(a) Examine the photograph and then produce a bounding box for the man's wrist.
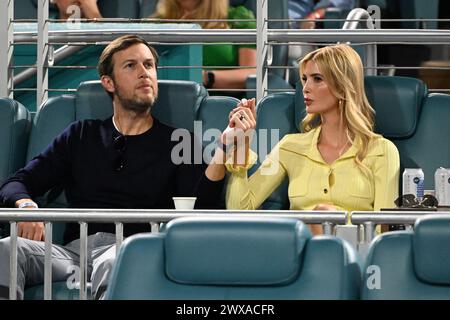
[16,200,38,209]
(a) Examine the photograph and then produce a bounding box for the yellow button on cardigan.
[225,126,400,213]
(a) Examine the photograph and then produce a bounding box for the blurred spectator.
[152,0,256,95]
[52,0,102,20]
[289,0,355,29]
[288,0,355,70]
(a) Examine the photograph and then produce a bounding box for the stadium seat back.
[362,214,450,299]
[197,96,240,208]
[365,76,449,189]
[197,96,240,149]
[0,98,31,238]
[107,217,361,299]
[251,92,298,210]
[0,98,32,185]
[393,93,450,189]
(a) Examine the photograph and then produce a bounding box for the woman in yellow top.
[222,44,400,234]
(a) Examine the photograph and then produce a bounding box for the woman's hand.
[221,98,256,145]
[313,203,338,211]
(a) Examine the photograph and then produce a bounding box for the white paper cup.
[172,197,197,210]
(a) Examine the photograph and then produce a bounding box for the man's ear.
[100,75,115,94]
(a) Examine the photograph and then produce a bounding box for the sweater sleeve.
[174,133,225,209]
[0,121,79,206]
[225,141,287,210]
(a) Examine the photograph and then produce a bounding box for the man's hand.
[18,222,45,241]
[15,199,45,241]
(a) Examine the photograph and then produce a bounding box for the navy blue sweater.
[0,117,224,244]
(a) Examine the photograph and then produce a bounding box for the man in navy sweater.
[0,35,239,299]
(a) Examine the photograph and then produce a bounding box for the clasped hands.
[220,98,256,166]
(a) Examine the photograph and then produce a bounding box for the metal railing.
[0,208,347,300]
[1,0,449,109]
[351,210,450,244]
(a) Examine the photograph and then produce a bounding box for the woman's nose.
[302,81,310,93]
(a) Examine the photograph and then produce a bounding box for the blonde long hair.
[300,44,379,175]
[152,0,229,29]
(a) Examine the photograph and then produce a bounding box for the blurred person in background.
[152,0,256,96]
[52,0,102,20]
[289,0,355,29]
[288,0,355,79]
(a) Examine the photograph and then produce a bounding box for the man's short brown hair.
[97,35,159,78]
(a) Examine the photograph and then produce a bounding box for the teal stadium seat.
[23,79,207,299]
[197,95,240,208]
[365,76,450,190]
[0,98,31,238]
[106,217,361,299]
[250,92,299,209]
[197,96,240,150]
[0,99,32,185]
[362,215,450,299]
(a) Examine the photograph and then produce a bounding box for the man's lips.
[137,84,152,91]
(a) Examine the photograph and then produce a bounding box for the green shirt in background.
[203,6,256,67]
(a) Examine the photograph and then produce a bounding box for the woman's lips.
[304,98,313,106]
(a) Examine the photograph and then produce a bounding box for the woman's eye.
[314,76,322,82]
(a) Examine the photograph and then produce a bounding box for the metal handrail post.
[79,222,88,300]
[44,222,53,300]
[0,0,14,98]
[37,0,49,109]
[115,222,124,255]
[9,222,18,300]
[256,0,268,102]
[322,222,334,235]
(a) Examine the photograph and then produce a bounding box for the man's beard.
[114,83,157,114]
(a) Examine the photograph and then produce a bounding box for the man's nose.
[138,63,150,78]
